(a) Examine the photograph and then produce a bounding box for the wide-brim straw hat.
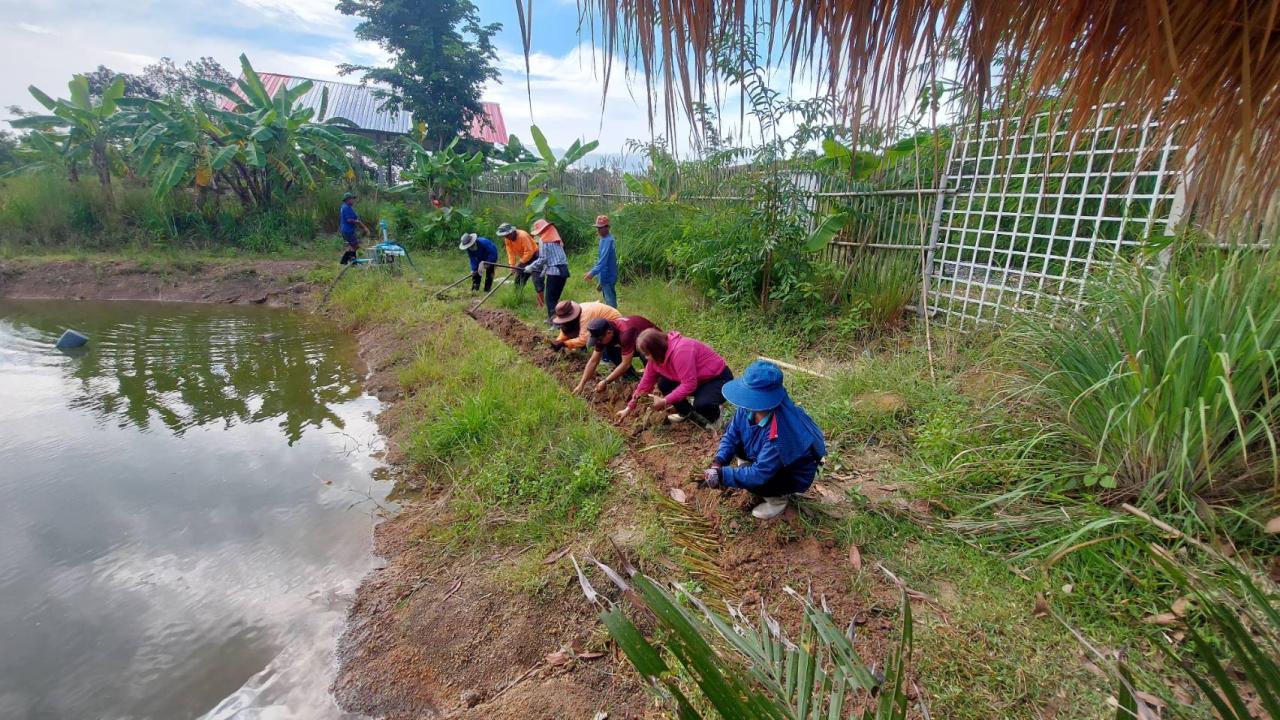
[551,300,582,325]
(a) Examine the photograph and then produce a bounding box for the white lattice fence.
[924,106,1186,327]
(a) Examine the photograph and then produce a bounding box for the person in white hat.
[458,232,499,292]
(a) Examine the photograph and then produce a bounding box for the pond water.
[0,300,390,720]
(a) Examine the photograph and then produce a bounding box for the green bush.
[1021,248,1280,520]
[611,200,698,280]
[0,172,388,251]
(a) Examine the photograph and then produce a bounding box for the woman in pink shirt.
[616,329,733,428]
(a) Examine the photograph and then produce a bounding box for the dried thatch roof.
[556,0,1280,224]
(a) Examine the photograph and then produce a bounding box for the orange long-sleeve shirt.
[557,302,622,349]
[503,229,538,266]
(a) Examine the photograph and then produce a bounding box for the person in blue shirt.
[338,192,370,265]
[699,360,827,519]
[458,233,499,292]
[584,214,619,308]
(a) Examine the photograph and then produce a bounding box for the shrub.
[828,248,920,333]
[1020,248,1280,516]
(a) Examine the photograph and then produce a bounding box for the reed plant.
[1017,249,1280,521]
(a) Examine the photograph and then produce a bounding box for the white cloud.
[105,50,157,71]
[231,0,353,36]
[486,44,684,157]
[17,22,54,35]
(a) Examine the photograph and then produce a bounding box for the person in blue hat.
[459,232,499,292]
[699,360,827,519]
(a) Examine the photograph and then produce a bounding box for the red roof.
[469,102,508,145]
[218,72,508,144]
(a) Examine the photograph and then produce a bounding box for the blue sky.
[0,0,686,154]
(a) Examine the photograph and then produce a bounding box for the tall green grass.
[327,270,623,545]
[0,172,390,252]
[1020,249,1280,517]
[826,247,920,333]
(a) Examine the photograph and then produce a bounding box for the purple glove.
[701,467,721,489]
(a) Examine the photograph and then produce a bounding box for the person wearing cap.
[522,218,570,322]
[459,233,499,292]
[549,300,621,351]
[584,215,619,309]
[699,360,827,519]
[339,192,371,264]
[496,223,540,295]
[571,315,658,394]
[616,328,733,428]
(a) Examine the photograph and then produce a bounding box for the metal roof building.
[220,72,508,145]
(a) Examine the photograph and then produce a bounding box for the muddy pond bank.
[0,258,316,307]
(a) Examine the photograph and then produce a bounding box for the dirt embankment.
[0,258,317,307]
[331,320,648,720]
[333,310,908,720]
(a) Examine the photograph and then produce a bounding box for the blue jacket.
[714,398,826,493]
[588,233,618,284]
[340,203,360,235]
[467,237,499,272]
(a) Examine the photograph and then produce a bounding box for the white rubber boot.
[751,496,789,519]
[667,413,687,423]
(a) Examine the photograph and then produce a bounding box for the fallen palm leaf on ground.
[575,555,916,719]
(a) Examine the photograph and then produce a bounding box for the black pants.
[657,366,733,423]
[602,346,643,378]
[515,251,540,289]
[471,264,496,291]
[543,266,569,319]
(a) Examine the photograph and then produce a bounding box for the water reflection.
[0,300,387,720]
[8,302,363,443]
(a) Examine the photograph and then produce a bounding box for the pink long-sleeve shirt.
[628,332,728,408]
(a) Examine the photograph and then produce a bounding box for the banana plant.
[10,74,129,197]
[497,124,597,223]
[192,54,373,206]
[394,136,486,203]
[118,96,225,199]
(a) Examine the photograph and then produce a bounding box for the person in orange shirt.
[496,222,541,301]
[548,300,620,351]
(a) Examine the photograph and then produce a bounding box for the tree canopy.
[337,0,501,150]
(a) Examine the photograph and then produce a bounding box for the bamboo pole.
[757,356,831,379]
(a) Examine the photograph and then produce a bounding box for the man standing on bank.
[584,215,619,309]
[459,232,499,292]
[699,360,827,519]
[339,192,371,264]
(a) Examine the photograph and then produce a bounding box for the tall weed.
[1020,250,1280,514]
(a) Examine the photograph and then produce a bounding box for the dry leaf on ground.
[848,544,862,571]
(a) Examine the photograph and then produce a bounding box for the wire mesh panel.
[927,106,1184,328]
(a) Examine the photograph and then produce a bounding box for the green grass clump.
[1018,249,1280,530]
[329,269,623,547]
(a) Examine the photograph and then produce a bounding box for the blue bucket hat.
[722,360,788,411]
